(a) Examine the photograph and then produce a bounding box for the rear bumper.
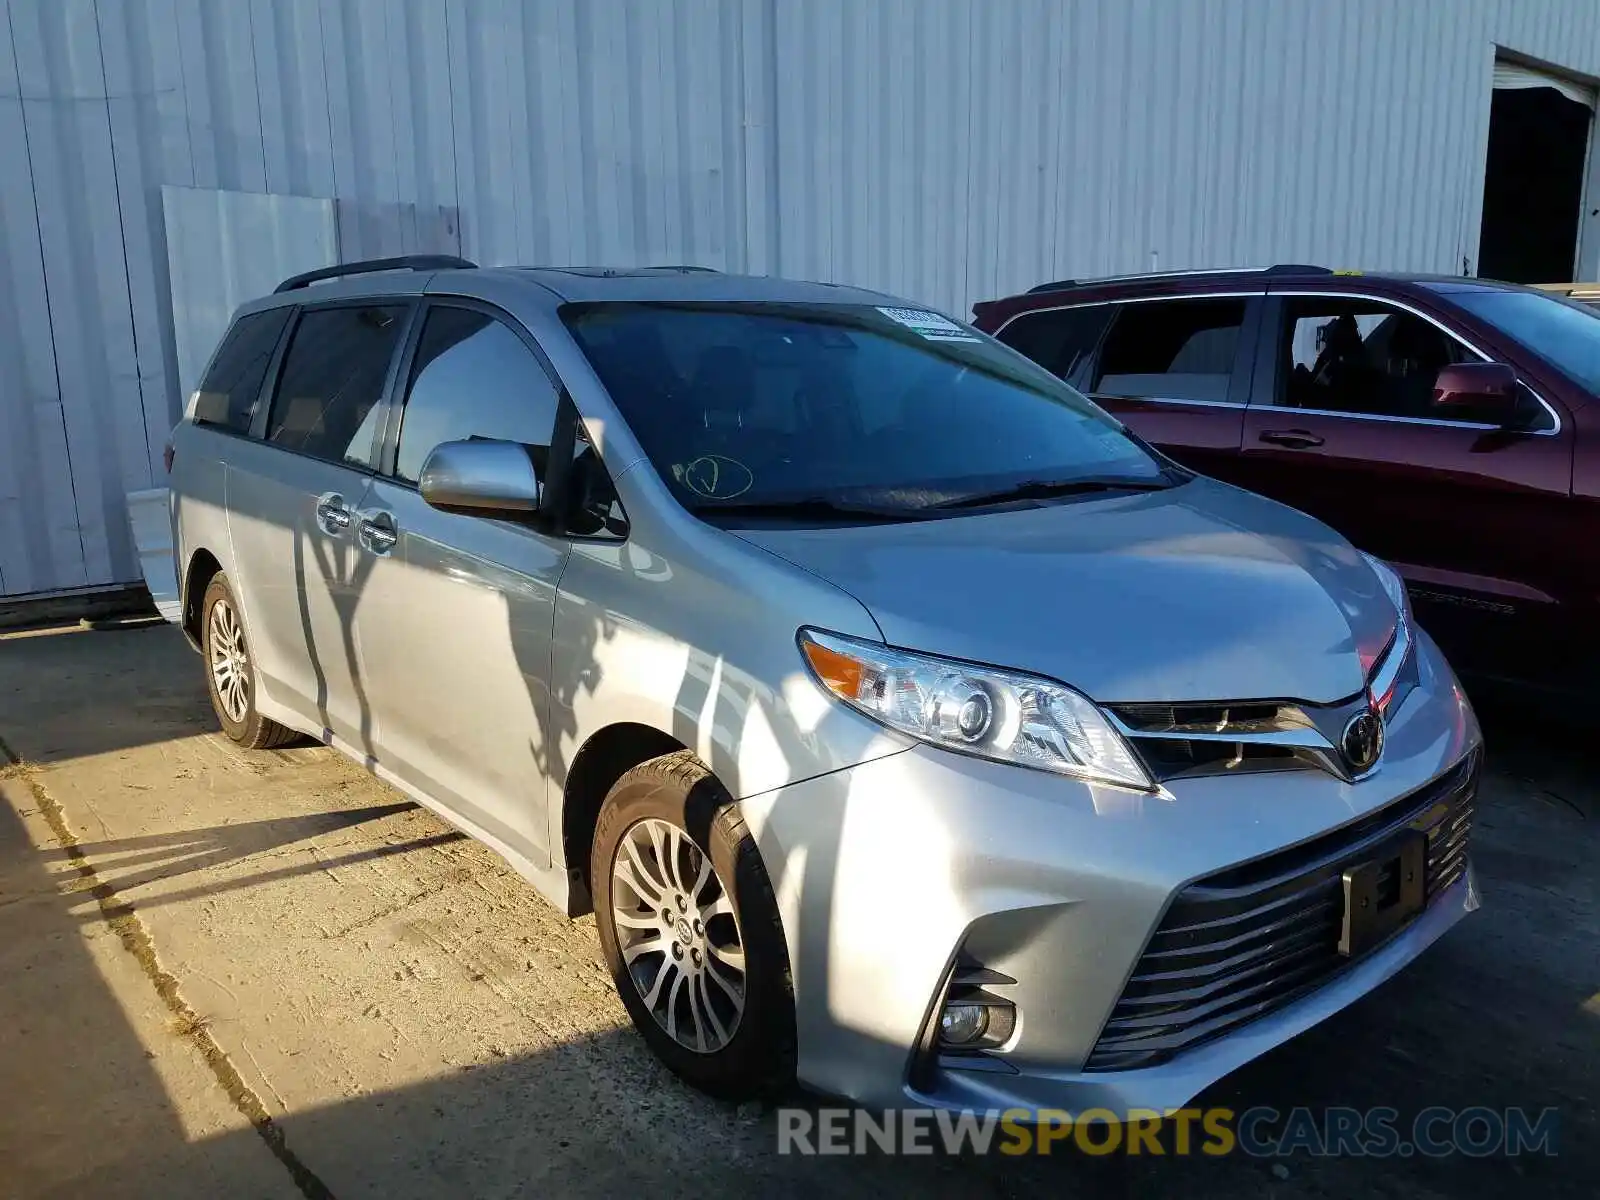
[739,628,1481,1113]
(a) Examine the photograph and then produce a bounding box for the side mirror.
[418,439,543,520]
[1431,362,1519,422]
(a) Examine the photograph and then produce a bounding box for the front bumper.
[739,628,1481,1113]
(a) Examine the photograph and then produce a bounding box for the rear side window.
[266,305,406,467]
[1093,299,1246,402]
[192,308,291,432]
[995,306,1113,382]
[394,306,560,484]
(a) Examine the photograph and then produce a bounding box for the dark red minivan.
[974,266,1600,704]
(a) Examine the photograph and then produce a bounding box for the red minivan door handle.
[1258,429,1325,450]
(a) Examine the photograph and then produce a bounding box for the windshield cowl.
[930,471,1187,511]
[688,470,1190,527]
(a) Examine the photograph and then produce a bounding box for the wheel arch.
[181,548,225,648]
[559,721,688,916]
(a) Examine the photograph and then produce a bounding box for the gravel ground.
[0,620,1593,1199]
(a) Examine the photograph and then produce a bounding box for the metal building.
[4,0,1600,602]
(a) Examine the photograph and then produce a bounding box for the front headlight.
[797,628,1153,791]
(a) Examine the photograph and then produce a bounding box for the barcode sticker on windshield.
[876,306,982,342]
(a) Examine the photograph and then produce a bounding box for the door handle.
[357,510,398,555]
[314,492,353,535]
[1258,429,1325,450]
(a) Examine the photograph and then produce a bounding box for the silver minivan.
[170,257,1480,1115]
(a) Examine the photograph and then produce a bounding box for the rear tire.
[201,573,297,750]
[591,751,796,1099]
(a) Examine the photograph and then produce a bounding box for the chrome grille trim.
[1085,751,1479,1072]
[1107,696,1354,782]
[1106,618,1416,783]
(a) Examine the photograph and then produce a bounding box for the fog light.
[939,1003,990,1046]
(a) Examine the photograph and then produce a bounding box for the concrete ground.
[0,621,1594,1199]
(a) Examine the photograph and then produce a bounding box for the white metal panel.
[760,0,1600,307]
[97,0,188,511]
[173,0,267,193]
[335,200,462,263]
[0,0,84,596]
[8,0,141,590]
[161,185,336,399]
[126,486,180,622]
[250,0,336,198]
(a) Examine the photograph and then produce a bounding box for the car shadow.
[54,803,463,916]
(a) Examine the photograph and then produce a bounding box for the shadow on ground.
[54,805,463,916]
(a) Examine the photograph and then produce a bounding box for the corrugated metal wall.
[3,0,1600,598]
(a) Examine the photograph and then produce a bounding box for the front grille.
[1107,694,1370,783]
[1084,751,1478,1071]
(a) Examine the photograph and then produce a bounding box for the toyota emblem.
[1340,704,1384,774]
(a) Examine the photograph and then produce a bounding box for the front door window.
[1278,299,1474,422]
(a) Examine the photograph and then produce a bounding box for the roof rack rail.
[273,254,477,294]
[651,264,720,273]
[1025,262,1333,295]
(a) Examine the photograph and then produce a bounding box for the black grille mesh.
[1085,751,1478,1071]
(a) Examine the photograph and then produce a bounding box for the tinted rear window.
[1093,299,1245,403]
[995,306,1113,382]
[265,305,406,467]
[193,308,291,433]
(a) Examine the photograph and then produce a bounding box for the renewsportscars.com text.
[777,1106,1560,1158]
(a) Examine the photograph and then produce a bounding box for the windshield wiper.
[691,496,930,523]
[932,476,1178,510]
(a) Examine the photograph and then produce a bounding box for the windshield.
[562,302,1168,514]
[1450,288,1600,394]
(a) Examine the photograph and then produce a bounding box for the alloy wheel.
[208,598,250,724]
[610,816,746,1054]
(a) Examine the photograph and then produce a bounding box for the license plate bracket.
[1338,830,1427,957]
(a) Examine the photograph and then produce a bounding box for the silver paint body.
[170,267,1480,1113]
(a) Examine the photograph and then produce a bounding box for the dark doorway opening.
[1477,83,1592,283]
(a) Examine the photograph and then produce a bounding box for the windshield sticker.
[674,455,754,500]
[875,306,983,342]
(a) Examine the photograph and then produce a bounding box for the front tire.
[591,751,796,1099]
[201,573,297,750]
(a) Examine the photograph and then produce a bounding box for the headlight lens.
[798,628,1153,790]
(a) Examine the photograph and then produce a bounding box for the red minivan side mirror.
[1432,361,1519,420]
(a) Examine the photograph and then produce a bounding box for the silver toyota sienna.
[169,257,1480,1116]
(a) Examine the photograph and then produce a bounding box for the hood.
[734,479,1397,704]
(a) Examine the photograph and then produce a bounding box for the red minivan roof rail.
[1024,263,1333,295]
